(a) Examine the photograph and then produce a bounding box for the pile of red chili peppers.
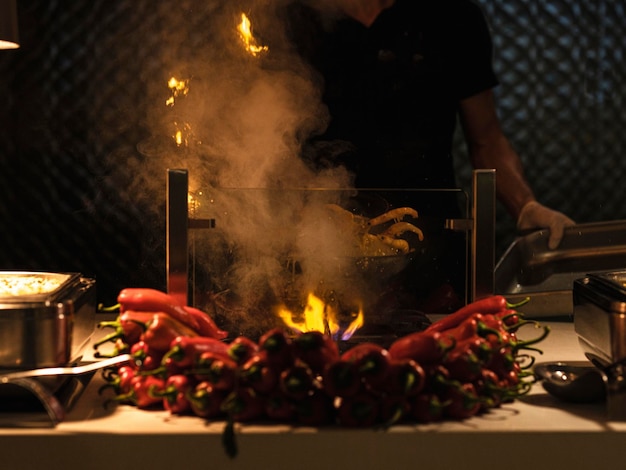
[96,289,549,437]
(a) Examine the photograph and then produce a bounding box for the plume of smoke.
[109,0,367,334]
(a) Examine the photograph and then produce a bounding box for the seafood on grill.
[324,204,424,256]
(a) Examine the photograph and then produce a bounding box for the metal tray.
[495,220,626,317]
[0,271,96,370]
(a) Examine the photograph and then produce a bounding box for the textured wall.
[0,0,624,304]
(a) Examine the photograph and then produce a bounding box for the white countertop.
[0,318,623,470]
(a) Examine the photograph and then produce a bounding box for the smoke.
[108,0,368,335]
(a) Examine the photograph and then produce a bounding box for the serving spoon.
[534,361,607,403]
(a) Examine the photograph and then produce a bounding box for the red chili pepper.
[162,336,230,369]
[444,314,503,345]
[336,391,380,427]
[425,295,509,333]
[158,374,194,415]
[442,382,482,420]
[240,353,280,394]
[117,288,200,333]
[99,364,136,395]
[379,394,411,428]
[386,359,426,397]
[193,352,238,391]
[421,364,451,394]
[443,346,483,383]
[487,345,517,380]
[187,381,227,419]
[453,336,494,364]
[264,391,297,422]
[228,336,259,365]
[473,368,506,410]
[409,393,446,423]
[140,312,199,353]
[496,309,525,331]
[321,359,362,398]
[341,343,391,392]
[388,330,455,364]
[221,386,266,422]
[94,310,153,351]
[280,363,318,400]
[118,374,166,409]
[292,330,340,375]
[129,340,164,371]
[258,328,295,371]
[295,389,335,426]
[182,305,228,339]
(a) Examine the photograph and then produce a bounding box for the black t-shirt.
[285,0,499,191]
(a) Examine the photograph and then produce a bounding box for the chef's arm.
[458,89,575,248]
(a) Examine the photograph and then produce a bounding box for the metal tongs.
[0,354,131,382]
[0,354,131,428]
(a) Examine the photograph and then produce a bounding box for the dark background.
[0,0,624,306]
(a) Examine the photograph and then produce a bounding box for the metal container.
[573,271,626,368]
[495,220,626,318]
[0,271,96,370]
[573,271,626,419]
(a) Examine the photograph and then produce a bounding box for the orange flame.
[276,292,363,340]
[237,13,268,57]
[165,77,193,147]
[166,76,190,107]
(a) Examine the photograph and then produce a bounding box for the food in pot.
[0,272,70,297]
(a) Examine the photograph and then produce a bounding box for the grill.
[164,168,496,344]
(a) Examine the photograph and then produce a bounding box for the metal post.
[471,169,496,301]
[166,169,189,306]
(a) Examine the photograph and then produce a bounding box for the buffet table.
[0,317,624,470]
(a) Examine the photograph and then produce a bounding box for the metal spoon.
[0,354,131,383]
[534,361,607,403]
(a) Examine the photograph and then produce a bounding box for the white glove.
[517,201,575,249]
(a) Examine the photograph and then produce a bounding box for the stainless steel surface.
[471,169,496,302]
[167,169,189,306]
[0,272,96,370]
[495,220,626,317]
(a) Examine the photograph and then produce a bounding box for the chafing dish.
[0,271,96,370]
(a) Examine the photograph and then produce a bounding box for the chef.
[284,0,575,250]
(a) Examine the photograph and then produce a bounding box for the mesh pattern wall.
[0,0,624,303]
[454,0,626,254]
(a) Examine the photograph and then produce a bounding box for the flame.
[164,77,193,147]
[277,292,363,340]
[166,76,190,107]
[170,120,194,148]
[341,310,364,341]
[237,13,268,57]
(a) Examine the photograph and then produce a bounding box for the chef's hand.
[517,201,575,250]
